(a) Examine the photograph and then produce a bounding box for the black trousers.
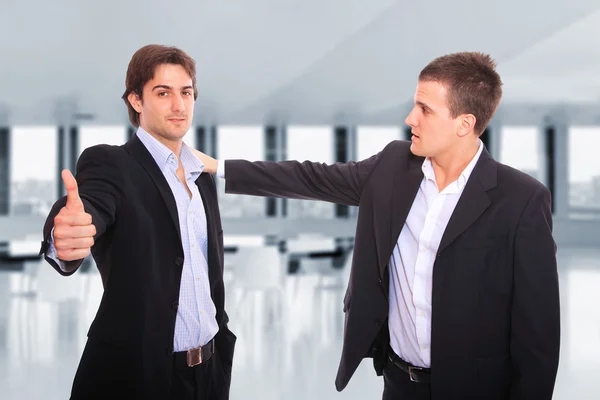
[382,357,432,400]
[70,337,230,400]
[170,347,229,400]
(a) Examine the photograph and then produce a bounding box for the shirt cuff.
[47,227,70,272]
[217,160,225,179]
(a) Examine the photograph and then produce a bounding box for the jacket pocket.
[216,327,237,382]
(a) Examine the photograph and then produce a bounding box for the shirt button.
[421,345,427,350]
[418,311,424,317]
[420,247,426,253]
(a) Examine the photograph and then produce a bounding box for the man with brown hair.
[196,52,560,399]
[39,44,236,400]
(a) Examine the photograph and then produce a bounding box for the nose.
[171,94,185,113]
[405,106,417,128]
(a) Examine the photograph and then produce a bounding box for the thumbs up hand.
[53,170,97,261]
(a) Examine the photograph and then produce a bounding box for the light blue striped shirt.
[48,128,218,351]
[136,127,218,351]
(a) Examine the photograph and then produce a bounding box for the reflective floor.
[0,246,599,399]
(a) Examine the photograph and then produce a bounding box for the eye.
[182,91,192,96]
[158,91,169,97]
[421,107,430,114]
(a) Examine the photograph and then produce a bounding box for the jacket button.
[172,301,179,310]
[175,257,184,267]
[375,319,384,327]
[167,346,174,355]
[378,278,383,286]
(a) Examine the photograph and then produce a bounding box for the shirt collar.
[136,126,176,168]
[180,144,205,176]
[135,127,204,175]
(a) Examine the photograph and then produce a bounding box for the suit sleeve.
[509,185,560,399]
[223,145,389,207]
[40,145,124,275]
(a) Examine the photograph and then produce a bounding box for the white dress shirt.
[388,140,483,368]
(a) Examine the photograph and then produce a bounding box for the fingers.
[54,237,95,250]
[54,212,93,227]
[53,224,96,239]
[192,149,217,174]
[54,172,94,262]
[56,248,91,262]
[62,169,85,212]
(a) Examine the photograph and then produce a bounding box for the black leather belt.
[174,338,215,367]
[389,350,431,384]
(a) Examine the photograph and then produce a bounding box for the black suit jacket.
[40,135,236,400]
[224,140,560,400]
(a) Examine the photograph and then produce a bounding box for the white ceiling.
[1,0,599,125]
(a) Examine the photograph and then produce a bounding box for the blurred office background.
[1,1,600,398]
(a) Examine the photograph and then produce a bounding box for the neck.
[141,125,183,158]
[430,140,480,186]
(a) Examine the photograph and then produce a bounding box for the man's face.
[404,80,463,159]
[131,63,195,144]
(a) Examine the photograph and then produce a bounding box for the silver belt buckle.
[408,365,422,382]
[186,346,202,367]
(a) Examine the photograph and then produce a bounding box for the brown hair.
[419,52,502,135]
[122,45,198,128]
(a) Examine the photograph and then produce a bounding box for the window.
[217,126,264,217]
[10,126,58,216]
[78,125,126,156]
[569,126,600,210]
[356,126,401,161]
[182,127,196,149]
[286,126,334,219]
[499,126,543,183]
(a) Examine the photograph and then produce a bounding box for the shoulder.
[492,161,551,215]
[383,139,412,153]
[76,144,127,174]
[496,162,547,196]
[79,144,126,160]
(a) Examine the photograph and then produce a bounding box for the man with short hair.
[41,44,236,400]
[196,52,560,399]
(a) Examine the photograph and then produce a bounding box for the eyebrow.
[152,85,194,91]
[415,101,431,110]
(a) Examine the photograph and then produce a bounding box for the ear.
[457,114,476,138]
[127,92,142,114]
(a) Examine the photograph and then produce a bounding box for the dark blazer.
[40,135,236,400]
[224,140,560,400]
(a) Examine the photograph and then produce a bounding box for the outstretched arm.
[192,145,389,206]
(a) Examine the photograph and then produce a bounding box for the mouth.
[168,118,186,123]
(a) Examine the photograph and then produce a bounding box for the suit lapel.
[437,149,497,254]
[195,173,221,285]
[195,173,215,240]
[125,135,181,242]
[381,152,424,279]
